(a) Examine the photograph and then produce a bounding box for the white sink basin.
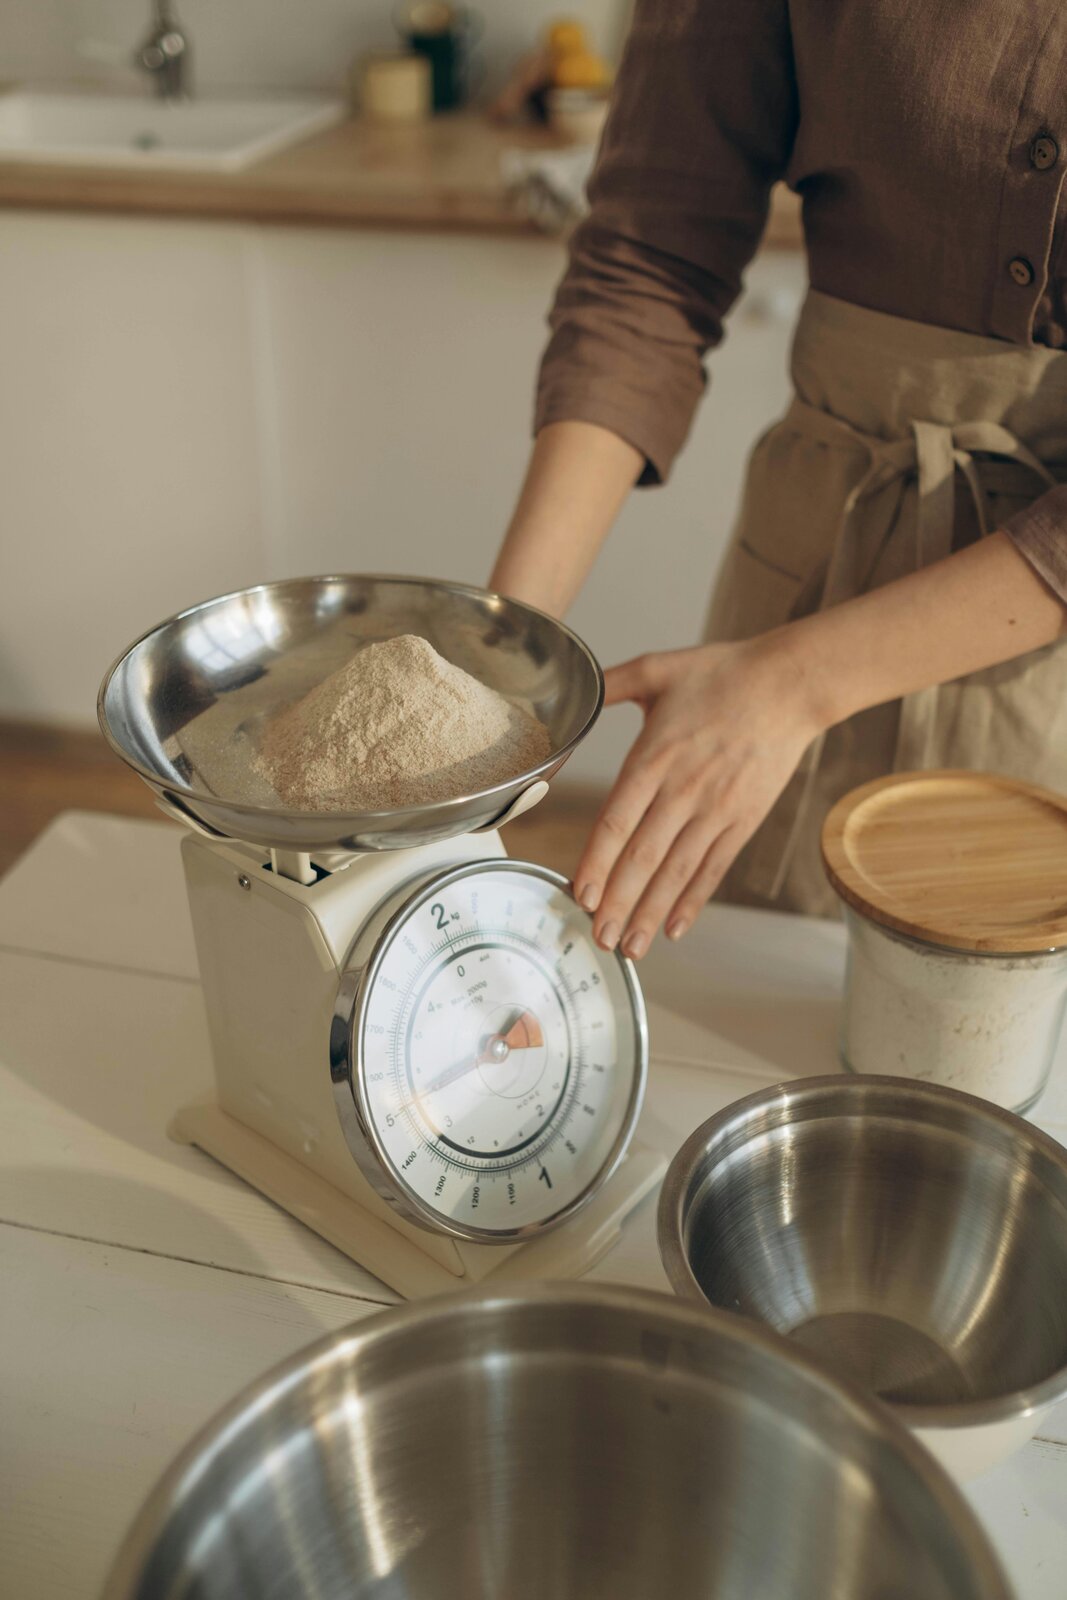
[0,89,347,171]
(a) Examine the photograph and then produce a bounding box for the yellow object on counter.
[546,17,611,90]
[547,20,588,58]
[553,51,610,89]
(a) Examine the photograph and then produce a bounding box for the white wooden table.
[0,811,1064,1597]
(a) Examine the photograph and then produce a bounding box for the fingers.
[603,653,664,707]
[664,826,745,942]
[575,789,751,959]
[590,798,706,956]
[619,816,718,957]
[572,726,670,899]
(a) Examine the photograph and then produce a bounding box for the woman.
[490,0,1067,959]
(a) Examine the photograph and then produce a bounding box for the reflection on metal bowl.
[659,1073,1067,1481]
[101,1285,1010,1600]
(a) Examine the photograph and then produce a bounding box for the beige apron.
[706,290,1067,917]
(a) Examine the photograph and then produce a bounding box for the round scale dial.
[343,861,646,1240]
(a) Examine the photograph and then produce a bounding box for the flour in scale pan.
[255,633,552,812]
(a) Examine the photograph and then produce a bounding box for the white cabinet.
[0,211,263,721]
[248,228,564,582]
[0,209,806,785]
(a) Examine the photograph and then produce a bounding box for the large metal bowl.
[659,1074,1067,1481]
[98,575,603,853]
[101,1285,1010,1600]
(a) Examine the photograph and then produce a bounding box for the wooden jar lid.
[821,770,1067,954]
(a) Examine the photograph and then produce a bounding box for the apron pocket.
[706,421,867,642]
[706,538,805,640]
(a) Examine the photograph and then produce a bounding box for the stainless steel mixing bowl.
[659,1074,1067,1480]
[98,575,603,853]
[101,1284,1010,1600]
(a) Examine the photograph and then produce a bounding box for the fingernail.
[623,929,647,960]
[599,921,620,952]
[577,882,600,913]
[667,919,689,942]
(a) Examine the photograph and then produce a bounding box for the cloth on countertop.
[535,0,1067,598]
[501,145,595,234]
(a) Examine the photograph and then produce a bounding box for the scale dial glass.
[352,862,646,1239]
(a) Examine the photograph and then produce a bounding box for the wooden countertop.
[0,109,804,245]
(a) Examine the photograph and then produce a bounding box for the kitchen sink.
[0,89,347,171]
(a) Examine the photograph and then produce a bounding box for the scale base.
[173,1100,665,1300]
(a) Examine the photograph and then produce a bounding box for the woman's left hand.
[572,635,823,958]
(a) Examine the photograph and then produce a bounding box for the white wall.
[0,0,631,99]
[0,209,805,786]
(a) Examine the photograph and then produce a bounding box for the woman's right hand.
[573,632,823,957]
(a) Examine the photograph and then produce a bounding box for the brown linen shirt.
[535,0,1067,601]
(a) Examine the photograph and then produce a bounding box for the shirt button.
[1009,256,1035,287]
[1030,135,1059,171]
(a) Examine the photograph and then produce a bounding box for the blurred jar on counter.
[395,2,483,112]
[357,52,433,122]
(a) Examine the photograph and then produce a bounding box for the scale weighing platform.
[98,575,666,1297]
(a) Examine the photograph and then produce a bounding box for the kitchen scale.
[99,575,664,1298]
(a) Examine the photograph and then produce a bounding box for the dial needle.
[392,1008,544,1115]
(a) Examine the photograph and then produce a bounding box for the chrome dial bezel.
[329,859,648,1243]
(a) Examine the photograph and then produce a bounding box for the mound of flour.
[256,634,552,812]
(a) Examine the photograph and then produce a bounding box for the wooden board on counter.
[0,109,804,244]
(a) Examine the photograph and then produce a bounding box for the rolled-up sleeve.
[1004,486,1067,603]
[534,0,798,486]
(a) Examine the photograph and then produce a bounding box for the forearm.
[787,531,1067,732]
[490,421,642,616]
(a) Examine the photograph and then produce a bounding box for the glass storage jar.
[840,908,1067,1113]
[823,771,1067,1114]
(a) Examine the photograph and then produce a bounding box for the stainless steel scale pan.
[98,574,602,855]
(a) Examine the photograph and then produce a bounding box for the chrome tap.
[136,1,191,99]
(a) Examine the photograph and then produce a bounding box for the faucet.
[136,0,191,99]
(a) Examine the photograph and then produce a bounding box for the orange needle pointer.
[393,1008,544,1114]
[499,1011,545,1052]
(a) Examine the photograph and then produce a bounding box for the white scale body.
[173,828,664,1299]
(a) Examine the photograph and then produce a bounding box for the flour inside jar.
[840,910,1067,1111]
[254,634,552,812]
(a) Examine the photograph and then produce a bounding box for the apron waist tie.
[767,401,1056,900]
